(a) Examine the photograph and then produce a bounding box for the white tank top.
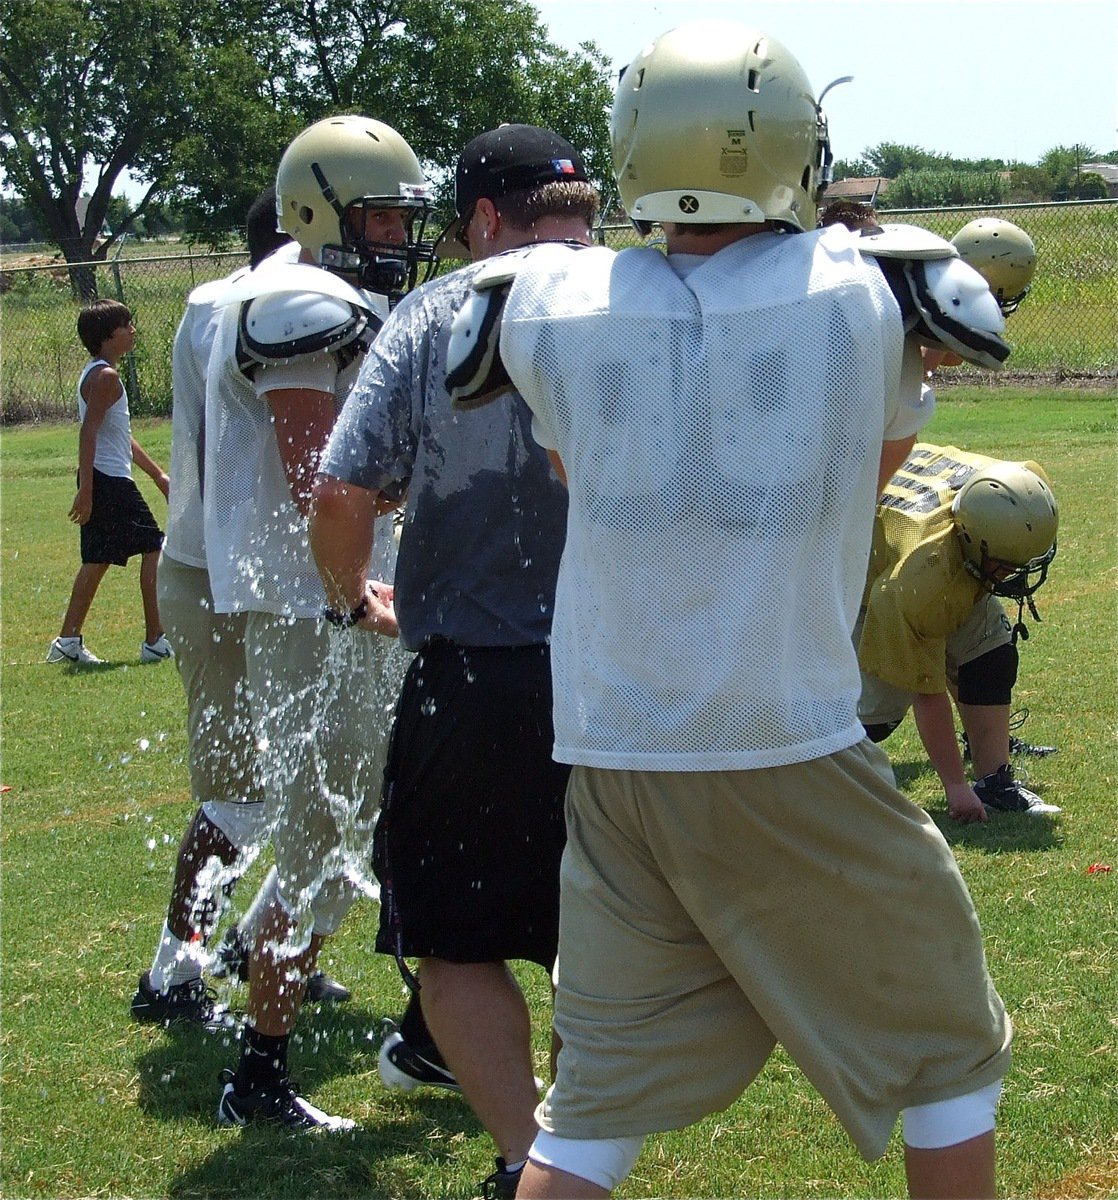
[77,359,132,478]
[502,229,918,770]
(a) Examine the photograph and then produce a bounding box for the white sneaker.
[141,635,174,662]
[46,636,102,664]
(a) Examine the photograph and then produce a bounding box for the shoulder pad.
[235,291,375,375]
[211,260,376,314]
[448,241,589,408]
[446,283,512,408]
[188,267,248,307]
[877,255,1009,370]
[855,222,958,261]
[472,240,587,292]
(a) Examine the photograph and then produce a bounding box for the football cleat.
[131,971,220,1026]
[377,1020,460,1093]
[216,1067,355,1132]
[973,764,1060,815]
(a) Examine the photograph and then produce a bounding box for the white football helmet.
[610,21,832,232]
[951,218,1036,315]
[276,115,434,297]
[952,462,1058,598]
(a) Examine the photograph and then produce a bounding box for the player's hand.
[154,470,170,499]
[946,782,989,824]
[69,491,92,525]
[358,580,399,638]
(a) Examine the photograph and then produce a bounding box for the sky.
[532,0,1118,168]
[92,0,1117,203]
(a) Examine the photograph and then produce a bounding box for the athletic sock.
[399,990,448,1066]
[237,1026,290,1091]
[149,923,205,992]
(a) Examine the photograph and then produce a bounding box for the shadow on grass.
[134,1001,488,1199]
[891,758,1063,853]
[46,659,133,673]
[167,1109,483,1200]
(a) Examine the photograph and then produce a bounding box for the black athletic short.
[79,469,164,566]
[374,638,569,969]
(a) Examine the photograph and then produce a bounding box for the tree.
[0,195,44,243]
[1,0,614,274]
[260,0,614,208]
[1008,145,1107,201]
[0,0,291,294]
[886,169,1006,209]
[860,143,953,178]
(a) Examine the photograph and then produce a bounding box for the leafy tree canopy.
[0,0,284,268]
[0,0,613,264]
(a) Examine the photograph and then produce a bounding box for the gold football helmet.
[951,218,1036,314]
[610,21,831,232]
[953,462,1058,598]
[276,115,434,295]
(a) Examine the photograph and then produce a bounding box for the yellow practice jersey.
[858,444,1046,693]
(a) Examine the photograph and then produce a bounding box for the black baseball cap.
[434,123,588,259]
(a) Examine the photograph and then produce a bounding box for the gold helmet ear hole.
[298,205,314,224]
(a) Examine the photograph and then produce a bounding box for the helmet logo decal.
[721,129,749,177]
[679,194,700,214]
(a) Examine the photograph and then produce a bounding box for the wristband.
[323,594,370,628]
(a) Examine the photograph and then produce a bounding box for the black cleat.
[377,1019,460,1093]
[1008,734,1059,758]
[306,971,351,1003]
[131,971,220,1026]
[973,763,1061,815]
[216,1067,355,1131]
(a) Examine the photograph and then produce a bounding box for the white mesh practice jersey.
[77,359,132,478]
[501,227,919,770]
[202,291,382,617]
[163,271,247,567]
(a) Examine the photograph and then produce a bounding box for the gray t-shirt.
[322,260,568,651]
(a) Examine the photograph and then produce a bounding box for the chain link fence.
[2,200,1114,424]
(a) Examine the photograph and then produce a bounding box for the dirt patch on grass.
[934,371,1117,392]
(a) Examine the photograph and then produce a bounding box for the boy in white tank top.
[46,298,170,665]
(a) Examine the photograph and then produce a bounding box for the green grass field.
[2,387,1116,1198]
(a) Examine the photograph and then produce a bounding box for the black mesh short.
[79,469,164,566]
[374,639,569,969]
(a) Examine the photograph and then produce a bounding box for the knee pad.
[957,643,1018,706]
[902,1079,1003,1149]
[863,719,902,744]
[529,1130,645,1191]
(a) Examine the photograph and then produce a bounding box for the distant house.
[822,176,892,205]
[1082,163,1118,198]
[75,195,113,248]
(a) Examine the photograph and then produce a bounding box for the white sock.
[149,922,205,992]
